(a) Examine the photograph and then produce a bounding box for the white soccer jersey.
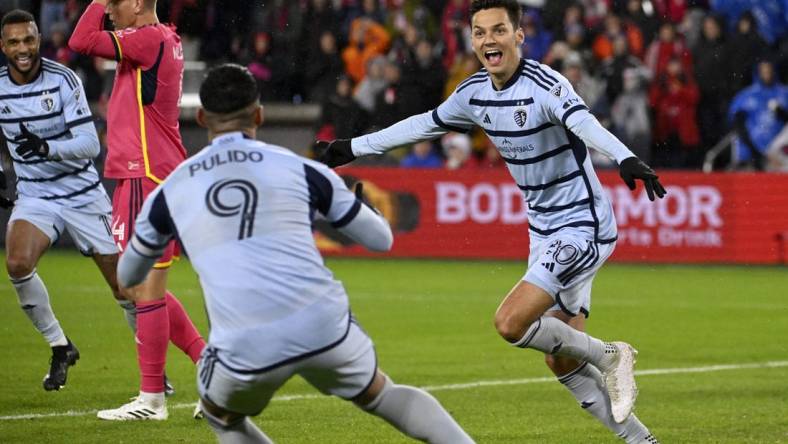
[354,58,635,244]
[0,58,104,205]
[131,132,367,372]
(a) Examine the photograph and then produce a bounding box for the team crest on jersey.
[41,96,55,112]
[554,244,579,265]
[550,84,568,99]
[513,109,527,127]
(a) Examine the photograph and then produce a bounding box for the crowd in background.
[1,0,787,171]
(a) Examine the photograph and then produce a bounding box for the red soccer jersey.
[69,3,186,181]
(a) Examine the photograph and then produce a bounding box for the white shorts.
[9,196,118,256]
[197,320,377,416]
[524,232,615,318]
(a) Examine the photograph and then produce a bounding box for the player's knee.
[494,312,530,343]
[6,254,36,279]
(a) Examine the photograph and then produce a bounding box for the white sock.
[362,376,475,443]
[207,417,273,444]
[139,391,166,408]
[11,270,66,346]
[117,299,137,333]
[514,316,608,367]
[559,362,654,443]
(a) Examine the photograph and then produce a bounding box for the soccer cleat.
[193,401,204,420]
[97,396,168,421]
[599,342,638,423]
[43,339,80,391]
[164,374,175,397]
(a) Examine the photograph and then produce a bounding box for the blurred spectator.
[40,23,72,66]
[40,0,67,37]
[644,22,693,78]
[399,39,447,114]
[442,132,472,170]
[677,6,706,51]
[401,141,444,168]
[541,0,575,36]
[354,56,389,112]
[724,11,768,95]
[621,0,660,46]
[317,75,369,140]
[652,0,688,24]
[304,31,345,103]
[440,0,470,69]
[693,14,731,148]
[592,14,644,62]
[578,0,609,29]
[443,52,482,98]
[342,17,392,83]
[611,67,652,161]
[520,10,553,63]
[255,0,303,100]
[600,36,647,105]
[711,0,787,45]
[244,32,276,102]
[649,57,701,168]
[765,106,788,172]
[562,52,605,113]
[370,62,407,129]
[728,60,788,170]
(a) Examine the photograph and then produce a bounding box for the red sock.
[136,299,169,393]
[165,291,206,363]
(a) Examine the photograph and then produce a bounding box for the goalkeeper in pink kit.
[70,0,205,420]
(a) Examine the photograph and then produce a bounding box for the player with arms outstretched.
[314,0,664,441]
[0,9,123,392]
[69,0,205,420]
[117,63,475,443]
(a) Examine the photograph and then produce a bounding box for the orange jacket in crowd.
[342,17,391,83]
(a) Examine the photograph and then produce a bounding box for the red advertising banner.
[317,168,788,264]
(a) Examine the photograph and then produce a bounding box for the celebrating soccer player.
[314,0,665,442]
[116,63,475,443]
[69,0,206,420]
[0,9,126,392]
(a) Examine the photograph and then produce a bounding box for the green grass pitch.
[0,251,786,443]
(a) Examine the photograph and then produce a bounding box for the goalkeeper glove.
[14,123,49,159]
[0,171,12,209]
[313,139,355,167]
[619,157,666,201]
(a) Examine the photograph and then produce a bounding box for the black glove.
[14,123,49,159]
[313,139,355,167]
[353,182,379,214]
[0,171,13,209]
[619,157,667,201]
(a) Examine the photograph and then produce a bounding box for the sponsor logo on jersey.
[41,96,55,112]
[513,108,527,127]
[128,161,140,170]
[562,98,580,109]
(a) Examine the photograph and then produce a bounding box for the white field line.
[2,360,787,421]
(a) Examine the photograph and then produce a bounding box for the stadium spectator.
[652,0,688,24]
[370,62,407,129]
[119,63,475,444]
[441,132,472,170]
[443,51,481,98]
[342,16,392,83]
[70,0,206,420]
[693,14,732,148]
[0,8,113,394]
[440,0,471,69]
[562,51,605,114]
[354,55,389,112]
[313,1,665,442]
[649,57,701,168]
[317,75,369,140]
[723,11,768,95]
[611,67,652,161]
[728,60,788,170]
[303,30,345,103]
[520,10,552,63]
[243,32,276,102]
[600,36,647,105]
[398,39,447,115]
[401,141,444,168]
[592,14,644,62]
[621,0,660,46]
[644,22,693,78]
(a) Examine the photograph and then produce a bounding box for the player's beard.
[9,53,41,78]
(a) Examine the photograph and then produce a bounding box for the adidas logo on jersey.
[541,262,555,272]
[483,113,491,124]
[0,106,10,114]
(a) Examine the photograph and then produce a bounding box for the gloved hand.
[619,157,667,201]
[313,139,354,168]
[0,171,14,209]
[14,123,49,159]
[353,182,379,214]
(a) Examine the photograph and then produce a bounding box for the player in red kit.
[70,0,206,420]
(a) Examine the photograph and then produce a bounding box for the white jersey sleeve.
[534,63,634,164]
[47,74,99,160]
[351,90,474,156]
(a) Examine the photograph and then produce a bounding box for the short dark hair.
[1,9,36,31]
[469,0,522,29]
[199,64,259,114]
